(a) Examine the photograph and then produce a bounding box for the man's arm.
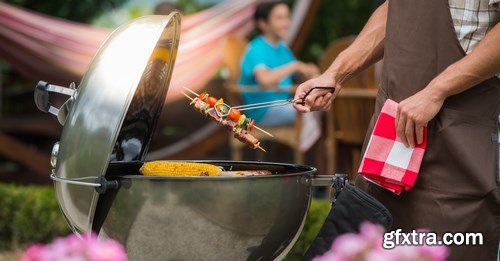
[294,1,388,112]
[396,23,500,148]
[431,23,500,98]
[329,1,387,83]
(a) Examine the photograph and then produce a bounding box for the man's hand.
[293,73,339,112]
[395,88,444,147]
[396,23,500,147]
[291,2,388,113]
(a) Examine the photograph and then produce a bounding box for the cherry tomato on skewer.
[228,108,241,121]
[206,97,218,107]
[198,92,208,101]
[248,119,255,131]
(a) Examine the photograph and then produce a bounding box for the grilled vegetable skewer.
[183,87,273,138]
[180,91,266,152]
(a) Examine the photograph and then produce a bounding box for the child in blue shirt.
[239,1,319,126]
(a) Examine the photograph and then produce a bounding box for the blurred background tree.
[4,0,127,23]
[294,0,381,62]
[2,0,381,62]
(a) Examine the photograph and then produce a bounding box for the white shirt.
[449,0,500,53]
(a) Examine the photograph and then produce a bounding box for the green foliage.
[0,184,70,250]
[4,0,127,23]
[3,0,378,62]
[92,0,214,29]
[284,199,331,260]
[176,0,213,15]
[297,0,380,62]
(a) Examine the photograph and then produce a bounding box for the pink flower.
[359,222,384,248]
[43,235,86,260]
[313,222,449,261]
[365,249,396,261]
[330,233,369,259]
[21,233,127,261]
[21,244,45,261]
[389,245,421,260]
[85,238,127,261]
[418,244,449,261]
[311,251,343,261]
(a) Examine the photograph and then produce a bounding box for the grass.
[0,251,20,261]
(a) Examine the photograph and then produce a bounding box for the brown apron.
[355,0,500,260]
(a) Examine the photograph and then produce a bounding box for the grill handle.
[306,173,348,202]
[50,171,120,194]
[34,81,76,125]
[307,173,347,187]
[309,175,336,187]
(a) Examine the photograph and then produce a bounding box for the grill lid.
[39,14,180,233]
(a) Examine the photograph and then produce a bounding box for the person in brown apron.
[294,1,499,260]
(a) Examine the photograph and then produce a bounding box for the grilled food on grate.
[140,161,222,176]
[140,161,272,177]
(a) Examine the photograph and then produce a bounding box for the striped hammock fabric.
[0,0,314,104]
[0,0,255,103]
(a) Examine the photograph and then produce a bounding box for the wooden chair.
[0,72,56,178]
[321,36,378,178]
[221,35,304,163]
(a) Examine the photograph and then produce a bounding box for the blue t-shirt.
[238,35,296,122]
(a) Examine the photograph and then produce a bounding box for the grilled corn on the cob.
[140,161,221,176]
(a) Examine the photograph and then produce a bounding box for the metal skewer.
[180,91,195,101]
[180,91,267,153]
[232,98,300,109]
[182,87,274,138]
[253,126,273,137]
[183,86,296,111]
[234,100,297,112]
[183,87,289,111]
[183,86,199,97]
[238,86,336,110]
[212,103,273,137]
[204,86,336,112]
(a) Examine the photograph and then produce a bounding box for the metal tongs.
[214,86,336,117]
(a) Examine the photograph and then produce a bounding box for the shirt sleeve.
[240,45,268,81]
[489,0,500,8]
[283,45,297,64]
[281,45,298,80]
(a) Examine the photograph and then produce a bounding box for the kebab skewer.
[183,87,273,137]
[180,90,267,152]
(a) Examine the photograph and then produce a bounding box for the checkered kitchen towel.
[358,99,428,195]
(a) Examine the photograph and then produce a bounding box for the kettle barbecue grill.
[34,13,339,260]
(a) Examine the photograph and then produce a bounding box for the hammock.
[0,0,316,103]
[0,0,317,162]
[0,0,255,102]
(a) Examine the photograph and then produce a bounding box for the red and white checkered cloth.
[358,99,428,195]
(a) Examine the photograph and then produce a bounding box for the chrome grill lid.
[45,14,180,233]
